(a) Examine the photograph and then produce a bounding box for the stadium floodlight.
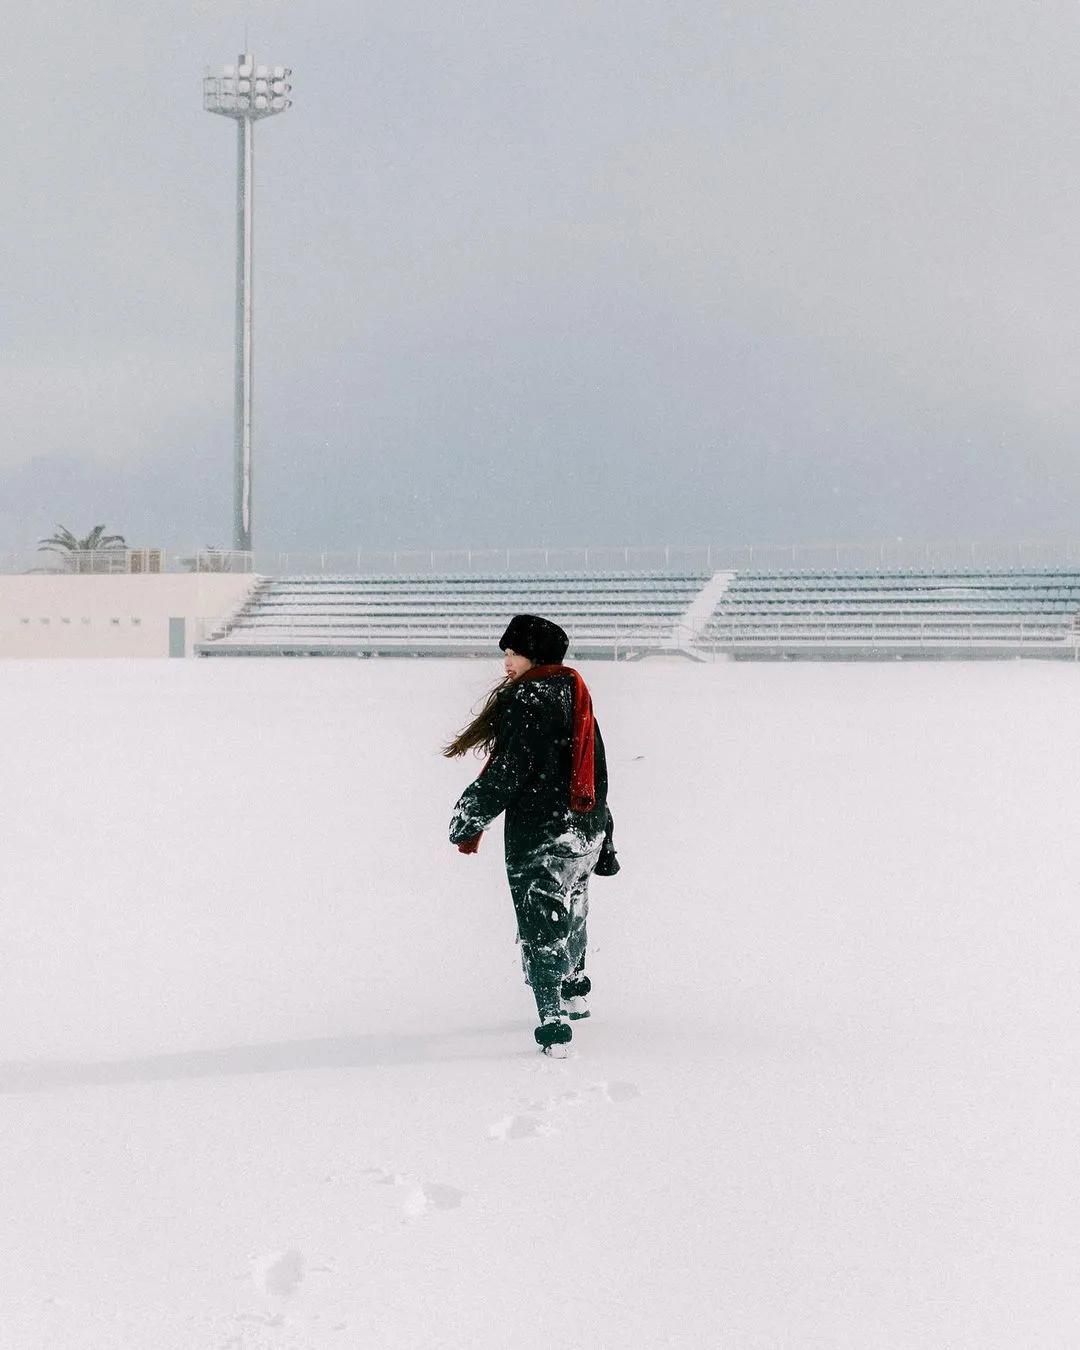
[203,52,293,554]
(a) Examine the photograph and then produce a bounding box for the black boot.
[534,1015,572,1057]
[560,972,591,1021]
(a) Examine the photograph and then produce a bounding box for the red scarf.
[456,665,596,853]
[513,664,596,812]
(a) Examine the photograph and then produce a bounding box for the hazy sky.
[4,0,1080,553]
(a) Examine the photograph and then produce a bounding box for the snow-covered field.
[2,657,1079,1348]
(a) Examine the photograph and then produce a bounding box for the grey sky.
[4,0,1080,553]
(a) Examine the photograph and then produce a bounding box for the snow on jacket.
[449,672,617,871]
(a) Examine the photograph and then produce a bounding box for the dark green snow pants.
[508,840,603,1021]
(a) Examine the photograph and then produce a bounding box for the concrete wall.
[0,575,260,658]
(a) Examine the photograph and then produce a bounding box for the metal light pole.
[204,54,292,554]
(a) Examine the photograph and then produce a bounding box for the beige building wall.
[0,575,260,658]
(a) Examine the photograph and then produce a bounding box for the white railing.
[698,617,1073,650]
[251,545,716,575]
[8,538,1080,578]
[200,613,697,654]
[8,549,256,575]
[195,605,1080,659]
[249,540,1080,576]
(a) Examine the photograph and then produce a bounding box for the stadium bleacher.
[196,567,1080,659]
[700,569,1080,658]
[197,571,713,657]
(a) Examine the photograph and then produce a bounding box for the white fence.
[251,541,1080,575]
[253,545,714,574]
[195,614,703,657]
[699,618,1079,650]
[7,540,1080,578]
[7,549,255,576]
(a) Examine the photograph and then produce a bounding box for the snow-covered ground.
[2,657,1079,1348]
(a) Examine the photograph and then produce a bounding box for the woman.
[445,614,619,1057]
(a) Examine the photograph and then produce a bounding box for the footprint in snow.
[363,1166,406,1186]
[365,1167,465,1217]
[217,1260,293,1343]
[488,1112,549,1141]
[490,1081,641,1142]
[598,1080,642,1103]
[254,1248,305,1299]
[401,1182,466,1217]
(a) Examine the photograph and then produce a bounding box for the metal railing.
[698,617,1075,650]
[7,549,256,575]
[196,601,1080,659]
[250,545,716,575]
[199,613,701,654]
[249,540,1080,576]
[7,539,1080,578]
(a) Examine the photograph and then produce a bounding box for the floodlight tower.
[203,54,292,554]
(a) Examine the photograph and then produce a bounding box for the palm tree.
[38,525,127,572]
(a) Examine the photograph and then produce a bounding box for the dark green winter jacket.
[449,673,618,873]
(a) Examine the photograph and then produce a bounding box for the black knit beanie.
[499,614,569,666]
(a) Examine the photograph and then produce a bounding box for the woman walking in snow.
[445,614,619,1057]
